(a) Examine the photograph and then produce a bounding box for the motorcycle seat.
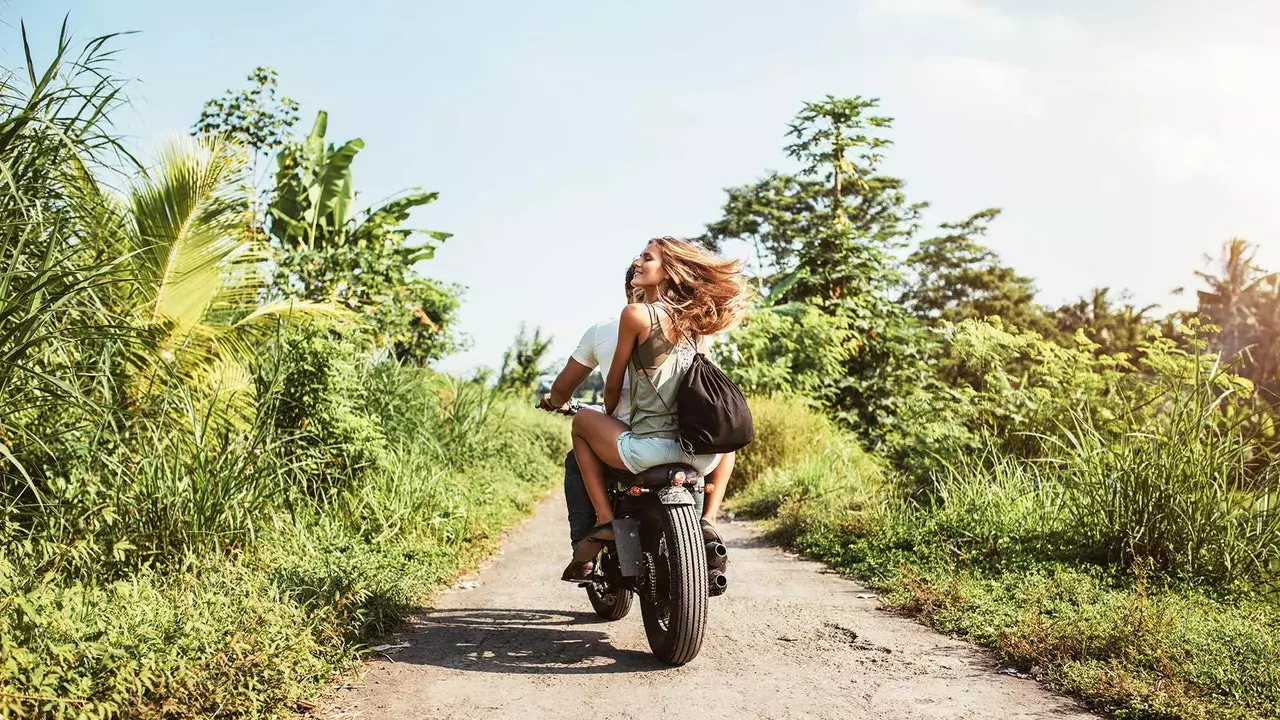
[633,463,701,485]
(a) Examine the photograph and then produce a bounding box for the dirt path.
[321,495,1094,720]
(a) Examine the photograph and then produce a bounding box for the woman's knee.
[571,410,591,437]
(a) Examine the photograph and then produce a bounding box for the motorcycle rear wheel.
[587,582,634,620]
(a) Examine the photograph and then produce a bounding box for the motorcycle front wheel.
[639,503,709,666]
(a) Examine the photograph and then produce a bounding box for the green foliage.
[730,396,844,493]
[902,208,1054,335]
[704,96,922,305]
[1192,238,1280,400]
[0,21,571,719]
[269,111,464,363]
[730,417,1280,720]
[716,303,850,401]
[1051,286,1159,359]
[704,96,933,442]
[193,66,300,154]
[1,381,567,718]
[122,134,346,405]
[497,323,553,395]
[0,21,134,478]
[257,326,388,493]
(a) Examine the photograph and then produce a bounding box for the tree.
[192,66,299,156]
[716,303,851,401]
[1195,238,1270,360]
[122,136,342,385]
[1187,238,1280,399]
[1051,287,1158,359]
[702,96,923,306]
[902,208,1054,335]
[268,111,464,363]
[498,324,553,394]
[701,96,931,441]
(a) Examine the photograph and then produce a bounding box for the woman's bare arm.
[604,305,647,416]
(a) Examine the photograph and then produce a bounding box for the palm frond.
[128,135,252,337]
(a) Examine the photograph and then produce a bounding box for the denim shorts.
[615,432,720,476]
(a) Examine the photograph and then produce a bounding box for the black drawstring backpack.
[634,307,754,455]
[675,351,755,454]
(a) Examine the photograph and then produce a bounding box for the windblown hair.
[647,236,752,339]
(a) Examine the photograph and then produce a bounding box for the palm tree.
[1053,287,1157,357]
[1195,238,1269,359]
[121,135,345,406]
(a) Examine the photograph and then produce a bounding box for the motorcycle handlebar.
[536,397,587,416]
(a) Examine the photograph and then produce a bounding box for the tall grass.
[0,22,135,479]
[1054,404,1280,589]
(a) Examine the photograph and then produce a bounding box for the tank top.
[627,304,696,439]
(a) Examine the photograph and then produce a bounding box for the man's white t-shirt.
[571,319,629,421]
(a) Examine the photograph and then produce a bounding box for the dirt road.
[321,495,1094,720]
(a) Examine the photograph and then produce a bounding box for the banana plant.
[269,110,448,257]
[267,111,458,363]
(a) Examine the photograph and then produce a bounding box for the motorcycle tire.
[639,503,709,666]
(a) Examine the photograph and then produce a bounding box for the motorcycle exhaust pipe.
[705,541,728,573]
[709,569,728,597]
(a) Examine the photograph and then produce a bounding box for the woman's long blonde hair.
[638,236,752,339]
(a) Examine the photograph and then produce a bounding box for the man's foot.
[561,559,594,583]
[701,518,724,544]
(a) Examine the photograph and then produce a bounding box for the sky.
[5,0,1280,374]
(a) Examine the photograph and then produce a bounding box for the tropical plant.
[193,66,299,156]
[497,323,553,394]
[1196,238,1270,359]
[268,111,463,362]
[1051,287,1158,359]
[121,134,343,411]
[902,208,1054,335]
[0,21,133,476]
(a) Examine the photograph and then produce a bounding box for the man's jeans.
[563,451,598,548]
[563,450,705,548]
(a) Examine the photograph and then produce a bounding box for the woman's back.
[628,304,695,439]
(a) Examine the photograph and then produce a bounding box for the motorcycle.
[542,399,728,666]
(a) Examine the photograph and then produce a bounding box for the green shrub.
[732,429,886,535]
[1053,413,1280,589]
[0,394,568,719]
[0,562,338,720]
[258,327,388,494]
[875,566,1280,720]
[733,396,840,492]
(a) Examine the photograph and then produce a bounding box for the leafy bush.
[731,396,842,493]
[258,326,388,494]
[0,392,567,719]
[717,304,851,401]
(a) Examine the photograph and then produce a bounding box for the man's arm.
[540,325,599,411]
[546,358,593,408]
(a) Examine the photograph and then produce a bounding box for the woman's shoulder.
[618,303,652,328]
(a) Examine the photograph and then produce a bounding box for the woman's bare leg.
[570,409,630,527]
[702,451,735,523]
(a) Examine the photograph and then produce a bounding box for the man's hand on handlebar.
[538,393,574,414]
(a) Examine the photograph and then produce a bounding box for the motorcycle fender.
[612,518,644,577]
[657,486,694,506]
